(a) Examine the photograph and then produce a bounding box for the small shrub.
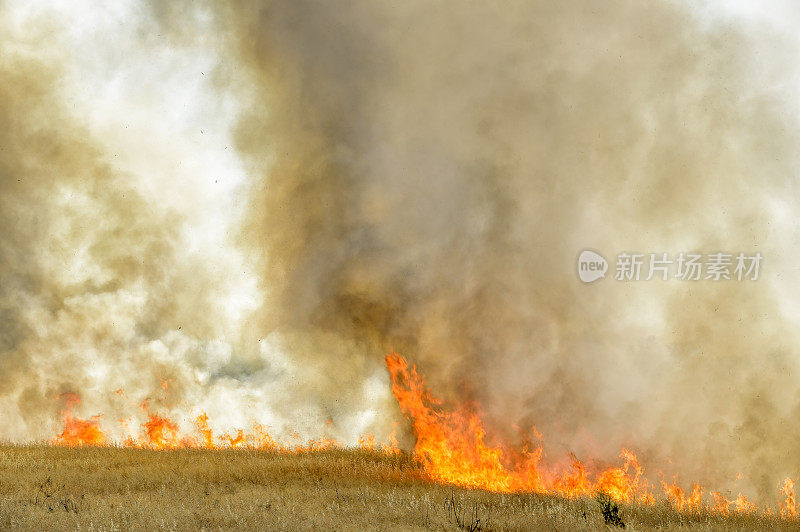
[596,492,625,528]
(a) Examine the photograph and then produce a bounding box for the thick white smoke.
[0,1,390,444]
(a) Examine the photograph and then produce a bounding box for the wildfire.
[141,413,182,449]
[384,352,798,518]
[53,413,106,447]
[52,393,106,447]
[48,353,797,519]
[52,406,397,455]
[781,478,798,519]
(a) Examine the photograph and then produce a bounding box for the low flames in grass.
[54,400,399,455]
[51,353,796,520]
[53,394,106,448]
[383,353,798,520]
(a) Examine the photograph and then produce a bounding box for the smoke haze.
[3,0,800,501]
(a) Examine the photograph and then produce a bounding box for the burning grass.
[35,353,800,528]
[385,354,798,518]
[0,445,796,531]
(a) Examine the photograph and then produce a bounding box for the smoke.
[223,0,800,499]
[2,0,800,501]
[0,1,385,444]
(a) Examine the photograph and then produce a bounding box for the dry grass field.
[0,445,794,531]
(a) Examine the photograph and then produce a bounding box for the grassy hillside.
[0,445,794,531]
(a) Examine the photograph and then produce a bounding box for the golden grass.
[0,445,794,531]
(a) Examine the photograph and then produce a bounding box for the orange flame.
[711,491,731,516]
[53,413,106,447]
[384,352,792,517]
[221,429,247,448]
[141,413,182,449]
[661,479,703,513]
[387,352,635,496]
[194,412,215,449]
[781,478,798,519]
[359,433,376,450]
[52,393,106,447]
[47,356,798,519]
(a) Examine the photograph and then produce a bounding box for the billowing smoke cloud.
[0,1,385,444]
[222,0,800,499]
[3,0,800,502]
[0,4,234,437]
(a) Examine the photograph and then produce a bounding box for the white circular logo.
[577,250,608,283]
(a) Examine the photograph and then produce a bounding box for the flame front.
[53,413,106,447]
[47,353,797,519]
[385,352,797,517]
[781,478,798,519]
[385,352,636,496]
[52,393,106,447]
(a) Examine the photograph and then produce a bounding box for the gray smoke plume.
[223,0,800,499]
[2,0,800,502]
